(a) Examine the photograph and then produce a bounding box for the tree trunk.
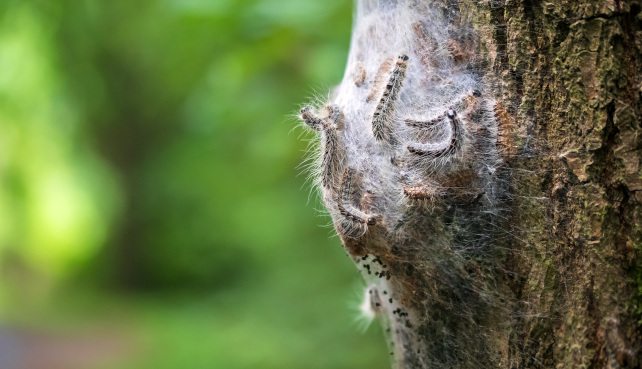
[299,0,642,368]
[463,1,642,368]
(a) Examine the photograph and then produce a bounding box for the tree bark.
[464,1,642,368]
[300,0,642,368]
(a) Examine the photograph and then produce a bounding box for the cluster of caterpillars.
[300,54,486,250]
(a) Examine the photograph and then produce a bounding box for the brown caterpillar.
[404,118,442,128]
[300,105,340,131]
[372,55,409,143]
[407,108,462,158]
[353,61,367,86]
[366,56,395,102]
[493,101,517,159]
[321,125,342,189]
[403,184,440,200]
[301,105,345,189]
[335,167,376,239]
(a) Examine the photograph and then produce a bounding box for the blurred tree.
[42,0,352,289]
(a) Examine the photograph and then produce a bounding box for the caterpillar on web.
[335,167,376,239]
[371,55,409,144]
[300,104,345,190]
[406,108,462,158]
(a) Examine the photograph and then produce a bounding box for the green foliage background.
[0,0,389,367]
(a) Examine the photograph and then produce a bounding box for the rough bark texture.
[301,1,642,368]
[463,1,642,368]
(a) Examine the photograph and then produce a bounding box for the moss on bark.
[462,0,642,367]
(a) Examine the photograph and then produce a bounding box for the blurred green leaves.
[0,0,353,286]
[0,1,391,368]
[0,2,119,278]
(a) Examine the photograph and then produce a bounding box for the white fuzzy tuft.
[298,1,517,368]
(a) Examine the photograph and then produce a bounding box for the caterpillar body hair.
[367,56,395,102]
[407,109,462,158]
[300,104,340,131]
[404,118,442,128]
[403,184,440,201]
[336,167,376,239]
[321,125,343,189]
[372,55,409,143]
[300,104,345,190]
[300,106,326,131]
[338,167,376,226]
[493,101,517,159]
[353,61,367,87]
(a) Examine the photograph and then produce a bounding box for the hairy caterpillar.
[404,118,441,128]
[493,101,517,160]
[371,55,409,143]
[403,184,439,201]
[300,104,340,131]
[300,105,345,189]
[366,56,395,102]
[353,61,367,86]
[335,167,376,239]
[321,124,343,189]
[406,108,462,158]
